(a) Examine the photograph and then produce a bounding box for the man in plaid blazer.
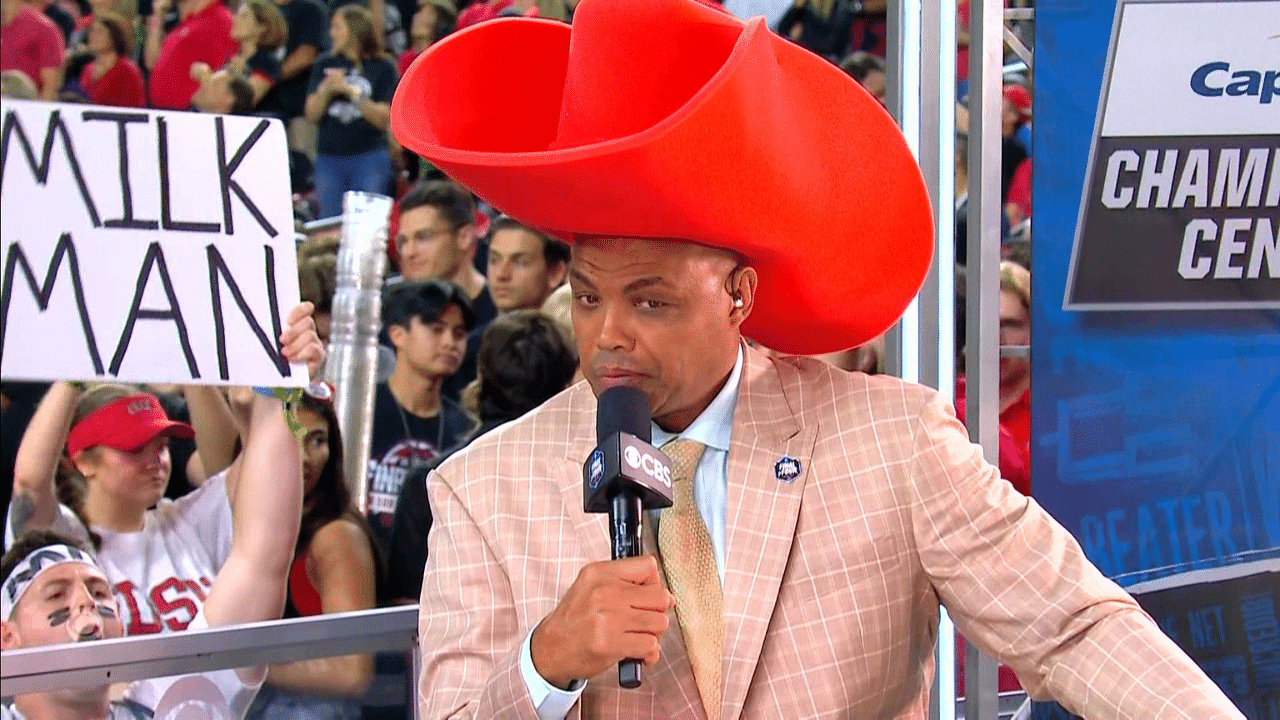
[387,0,1246,718]
[412,239,1241,720]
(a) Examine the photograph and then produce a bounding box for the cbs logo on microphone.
[624,445,672,488]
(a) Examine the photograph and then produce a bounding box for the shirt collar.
[651,345,743,453]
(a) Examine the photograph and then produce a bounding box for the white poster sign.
[0,99,305,386]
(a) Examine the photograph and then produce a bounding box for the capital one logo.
[1189,61,1278,104]
[624,444,671,487]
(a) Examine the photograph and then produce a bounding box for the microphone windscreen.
[596,386,651,443]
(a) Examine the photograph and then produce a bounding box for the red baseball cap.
[390,0,934,355]
[1003,84,1032,123]
[66,394,195,457]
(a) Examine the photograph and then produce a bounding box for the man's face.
[487,228,565,312]
[570,238,746,431]
[397,206,468,282]
[998,289,1030,386]
[2,562,123,649]
[1,562,121,707]
[390,305,468,380]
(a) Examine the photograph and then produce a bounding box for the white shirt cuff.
[519,628,585,720]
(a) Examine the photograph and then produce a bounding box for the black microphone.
[583,386,674,689]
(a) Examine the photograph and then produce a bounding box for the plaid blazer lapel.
[720,347,817,720]
[556,387,611,566]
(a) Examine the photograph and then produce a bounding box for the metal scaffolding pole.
[964,0,1006,713]
[885,0,960,712]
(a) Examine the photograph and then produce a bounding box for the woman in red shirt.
[79,10,144,107]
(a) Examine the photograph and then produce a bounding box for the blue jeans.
[314,147,393,220]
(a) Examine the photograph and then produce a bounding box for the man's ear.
[547,261,569,292]
[387,323,407,351]
[1,620,21,650]
[727,266,758,327]
[456,224,477,254]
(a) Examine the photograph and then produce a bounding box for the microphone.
[583,386,674,689]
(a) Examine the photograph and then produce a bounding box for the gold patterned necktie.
[657,437,721,720]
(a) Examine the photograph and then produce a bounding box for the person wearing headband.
[3,532,253,720]
[6,303,326,718]
[388,0,1244,718]
[1,532,139,719]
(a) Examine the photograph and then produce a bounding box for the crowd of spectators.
[2,0,1038,716]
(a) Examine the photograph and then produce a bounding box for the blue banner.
[1032,0,1279,716]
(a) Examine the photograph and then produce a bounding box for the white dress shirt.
[520,347,744,720]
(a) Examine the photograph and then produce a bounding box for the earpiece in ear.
[733,295,744,308]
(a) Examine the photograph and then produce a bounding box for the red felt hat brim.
[391,1,934,355]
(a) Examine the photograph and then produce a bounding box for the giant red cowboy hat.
[391,0,933,355]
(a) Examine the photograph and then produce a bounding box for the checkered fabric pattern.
[416,344,1244,720]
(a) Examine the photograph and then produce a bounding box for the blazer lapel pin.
[774,456,802,483]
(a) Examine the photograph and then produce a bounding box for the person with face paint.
[2,531,248,719]
[1,532,138,719]
[5,304,327,718]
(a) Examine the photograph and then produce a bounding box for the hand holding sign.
[279,301,326,381]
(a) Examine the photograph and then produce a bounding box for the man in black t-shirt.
[385,310,578,604]
[393,180,498,401]
[365,279,475,555]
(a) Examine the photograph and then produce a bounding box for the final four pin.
[774,456,802,483]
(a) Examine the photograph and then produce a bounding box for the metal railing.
[2,603,1026,719]
[0,606,418,697]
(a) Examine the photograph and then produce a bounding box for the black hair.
[398,180,475,231]
[293,394,348,556]
[381,279,476,336]
[227,74,254,115]
[1,530,92,586]
[476,310,577,423]
[283,395,390,607]
[838,50,886,83]
[489,216,570,268]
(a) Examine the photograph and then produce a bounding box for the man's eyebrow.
[622,276,672,294]
[39,578,70,593]
[568,269,598,289]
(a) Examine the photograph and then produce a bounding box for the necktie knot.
[661,437,707,485]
